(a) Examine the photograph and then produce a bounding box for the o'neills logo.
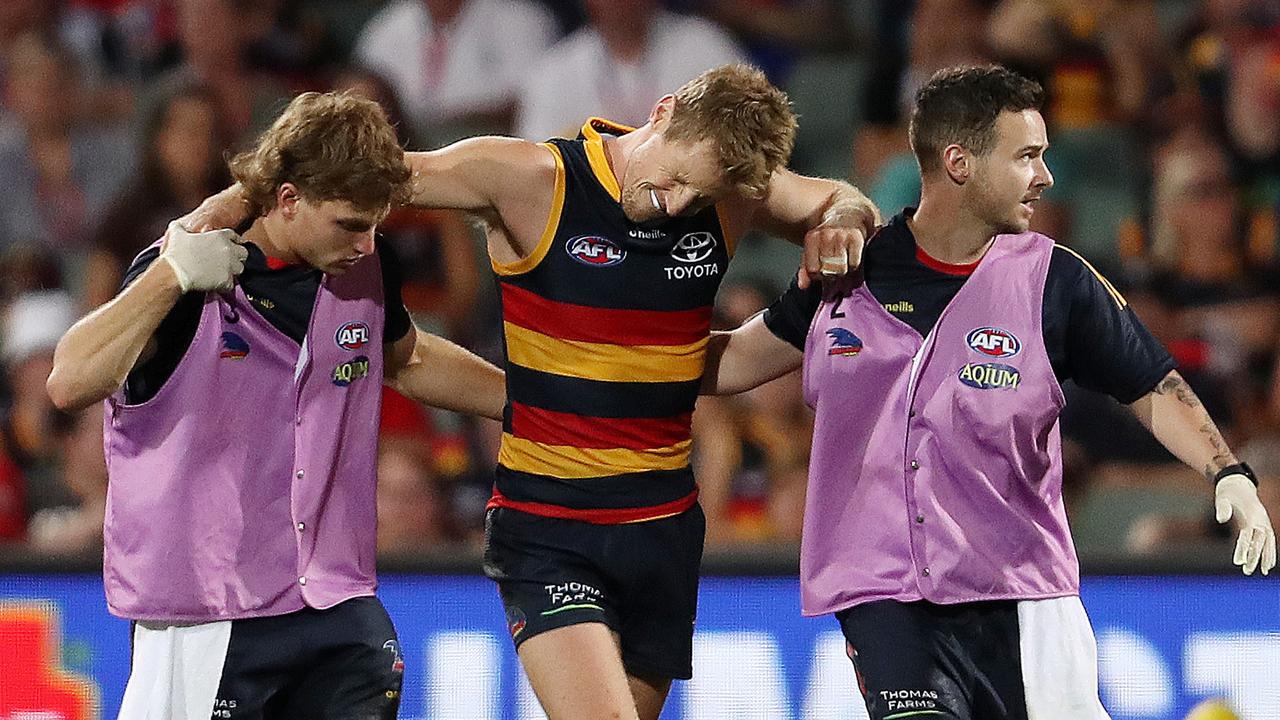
[958,362,1021,390]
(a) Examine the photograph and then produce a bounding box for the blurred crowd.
[0,0,1278,563]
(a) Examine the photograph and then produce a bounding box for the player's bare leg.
[627,672,672,720]
[518,623,640,720]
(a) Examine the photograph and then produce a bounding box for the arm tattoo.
[1154,372,1234,480]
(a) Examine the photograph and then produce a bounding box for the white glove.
[1214,474,1276,575]
[160,221,248,293]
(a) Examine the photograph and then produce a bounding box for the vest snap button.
[296,522,305,531]
[298,576,307,585]
[910,460,920,470]
[296,469,305,479]
[916,515,924,523]
[921,568,930,577]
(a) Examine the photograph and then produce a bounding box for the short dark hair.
[909,65,1044,174]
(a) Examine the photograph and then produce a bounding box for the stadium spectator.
[0,33,135,252]
[987,0,1164,265]
[515,0,745,140]
[1148,131,1279,437]
[1,289,105,554]
[353,0,558,144]
[1175,0,1280,172]
[148,0,292,147]
[88,82,231,308]
[376,439,460,554]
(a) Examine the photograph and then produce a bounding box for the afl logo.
[335,321,371,350]
[566,235,625,267]
[671,232,717,263]
[966,327,1021,358]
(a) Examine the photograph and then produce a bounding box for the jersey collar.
[580,117,635,202]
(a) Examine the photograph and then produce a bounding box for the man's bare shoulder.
[406,136,558,212]
[416,136,556,181]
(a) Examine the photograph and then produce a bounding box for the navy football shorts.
[483,503,705,679]
[836,597,1110,720]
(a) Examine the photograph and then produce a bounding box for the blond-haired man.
[47,92,505,719]
[191,64,879,720]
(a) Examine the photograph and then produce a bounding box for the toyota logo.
[671,232,717,263]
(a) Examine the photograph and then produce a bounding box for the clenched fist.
[160,221,248,293]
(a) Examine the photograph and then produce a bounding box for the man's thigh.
[282,597,403,719]
[484,506,702,719]
[614,504,705,681]
[837,600,973,720]
[518,623,640,720]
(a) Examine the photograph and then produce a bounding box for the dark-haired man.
[699,65,1274,719]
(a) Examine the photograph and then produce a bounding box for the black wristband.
[1213,462,1258,487]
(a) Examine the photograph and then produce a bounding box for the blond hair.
[230,91,411,214]
[665,64,796,198]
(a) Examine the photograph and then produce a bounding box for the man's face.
[5,39,71,131]
[179,0,243,72]
[966,109,1053,235]
[618,133,732,225]
[289,197,387,275]
[157,95,219,186]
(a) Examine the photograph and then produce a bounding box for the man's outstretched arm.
[700,314,803,396]
[182,137,554,230]
[1130,369,1276,575]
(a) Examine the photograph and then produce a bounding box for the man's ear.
[942,145,970,185]
[276,183,301,218]
[650,94,676,129]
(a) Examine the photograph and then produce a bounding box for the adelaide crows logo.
[827,328,863,356]
[382,639,405,673]
[219,332,249,360]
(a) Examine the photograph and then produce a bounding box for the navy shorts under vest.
[206,596,403,719]
[836,596,1110,720]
